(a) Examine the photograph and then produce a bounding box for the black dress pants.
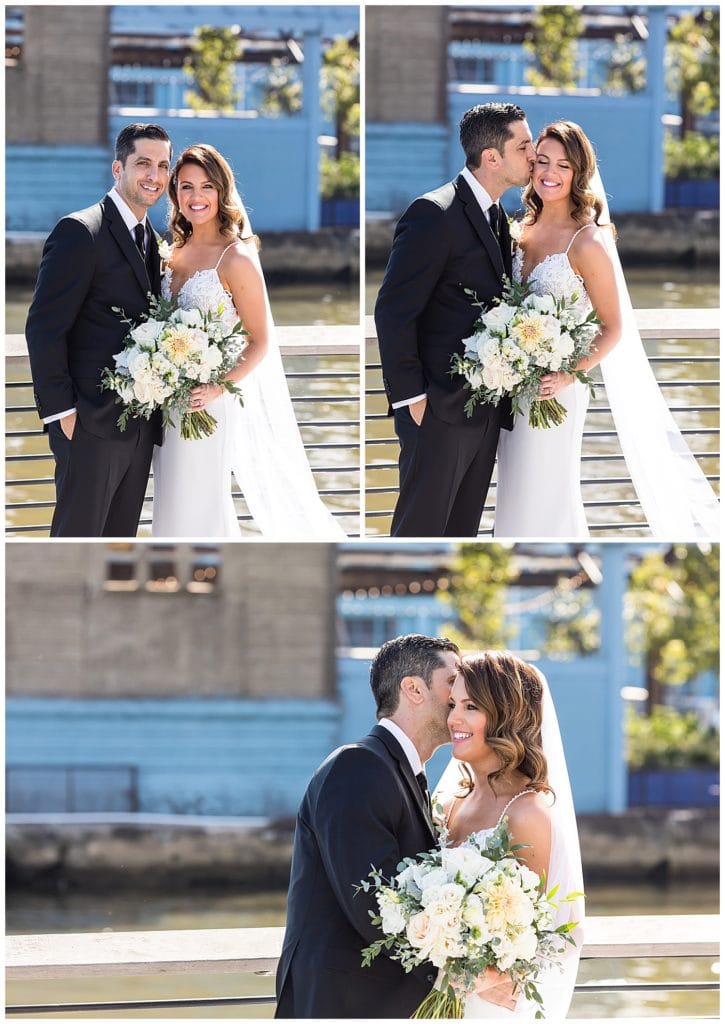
[48,417,155,537]
[391,404,500,538]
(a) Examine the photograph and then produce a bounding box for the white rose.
[427,929,466,968]
[413,864,448,893]
[119,383,135,404]
[377,891,407,935]
[156,238,173,262]
[421,881,466,913]
[127,349,151,379]
[527,293,557,316]
[394,864,419,894]
[442,845,491,887]
[406,910,440,952]
[130,319,164,347]
[485,303,518,330]
[174,308,203,329]
[113,348,130,370]
[461,894,492,938]
[132,377,155,404]
[553,330,575,360]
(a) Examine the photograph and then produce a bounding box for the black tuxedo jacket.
[26,194,163,443]
[275,725,438,1019]
[375,174,514,430]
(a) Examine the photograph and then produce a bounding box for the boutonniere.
[156,236,173,267]
[507,216,524,244]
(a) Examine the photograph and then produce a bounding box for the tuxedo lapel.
[103,196,152,297]
[499,211,513,279]
[370,725,437,845]
[455,174,505,280]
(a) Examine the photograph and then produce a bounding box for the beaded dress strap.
[565,223,596,254]
[215,241,238,269]
[496,788,536,827]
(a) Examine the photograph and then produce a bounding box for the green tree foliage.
[261,36,359,156]
[524,6,583,89]
[184,26,241,112]
[543,588,600,659]
[667,7,720,136]
[626,705,719,769]
[322,36,360,158]
[626,545,719,714]
[605,35,646,95]
[664,131,719,179]
[441,544,516,651]
[320,151,359,199]
[261,59,303,117]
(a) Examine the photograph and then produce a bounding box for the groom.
[25,123,171,537]
[275,634,461,1019]
[375,103,535,537]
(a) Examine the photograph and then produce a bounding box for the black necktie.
[133,222,146,257]
[489,202,504,249]
[416,771,432,815]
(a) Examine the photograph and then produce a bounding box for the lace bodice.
[513,236,593,321]
[162,266,240,332]
[444,788,536,848]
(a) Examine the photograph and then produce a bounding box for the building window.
[344,616,398,648]
[103,544,220,595]
[5,7,23,65]
[111,80,155,107]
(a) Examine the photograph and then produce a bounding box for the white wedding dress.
[494,228,594,538]
[151,243,347,539]
[152,261,245,537]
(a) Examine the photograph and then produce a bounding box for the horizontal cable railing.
[5,915,719,1016]
[365,310,720,537]
[6,327,362,537]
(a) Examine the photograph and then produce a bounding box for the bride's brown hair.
[458,651,552,797]
[168,143,259,248]
[522,120,604,228]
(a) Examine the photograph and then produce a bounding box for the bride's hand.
[468,966,519,1010]
[190,383,224,410]
[538,371,573,400]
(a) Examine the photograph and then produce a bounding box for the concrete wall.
[366,6,447,124]
[6,544,337,700]
[6,6,109,145]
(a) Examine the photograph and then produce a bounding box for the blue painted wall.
[6,699,339,817]
[110,5,359,39]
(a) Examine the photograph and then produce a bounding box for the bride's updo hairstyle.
[523,120,604,228]
[460,651,552,797]
[168,143,259,248]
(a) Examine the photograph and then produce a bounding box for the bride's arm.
[541,227,622,397]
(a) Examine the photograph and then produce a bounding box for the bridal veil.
[228,238,347,539]
[592,167,719,538]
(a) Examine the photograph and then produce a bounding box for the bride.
[495,120,719,539]
[151,143,346,539]
[434,652,584,1019]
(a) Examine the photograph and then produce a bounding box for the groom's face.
[498,119,536,189]
[113,139,171,220]
[424,650,462,741]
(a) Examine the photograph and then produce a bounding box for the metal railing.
[6,327,361,537]
[365,309,720,537]
[5,915,720,1016]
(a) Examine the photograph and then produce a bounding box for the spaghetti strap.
[496,788,536,827]
[565,223,596,254]
[215,241,238,269]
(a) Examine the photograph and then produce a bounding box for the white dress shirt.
[378,718,425,778]
[392,168,499,411]
[43,188,149,424]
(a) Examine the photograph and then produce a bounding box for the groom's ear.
[400,675,426,706]
[112,159,122,183]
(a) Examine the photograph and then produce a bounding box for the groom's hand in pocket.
[409,396,427,426]
[60,412,77,441]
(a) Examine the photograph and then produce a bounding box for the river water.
[6,882,718,1018]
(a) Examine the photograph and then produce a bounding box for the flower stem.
[411,987,464,1019]
[180,410,218,440]
[529,397,567,429]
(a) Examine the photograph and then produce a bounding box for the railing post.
[646,7,667,214]
[600,545,628,813]
[302,29,322,231]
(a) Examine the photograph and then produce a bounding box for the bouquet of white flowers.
[357,821,582,1019]
[451,277,601,428]
[101,293,247,439]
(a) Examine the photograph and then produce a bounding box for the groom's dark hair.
[460,103,526,169]
[115,123,172,165]
[370,634,459,718]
